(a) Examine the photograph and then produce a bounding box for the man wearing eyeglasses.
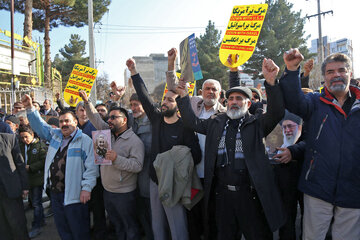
[80,90,145,240]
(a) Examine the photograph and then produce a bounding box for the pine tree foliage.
[196,20,230,91]
[53,34,89,90]
[243,0,313,79]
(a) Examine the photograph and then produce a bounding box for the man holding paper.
[80,91,144,240]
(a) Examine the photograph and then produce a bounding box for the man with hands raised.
[21,94,98,240]
[175,58,286,240]
[280,48,360,240]
[127,57,201,240]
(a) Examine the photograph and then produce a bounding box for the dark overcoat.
[176,82,286,233]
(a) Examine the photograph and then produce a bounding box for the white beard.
[281,126,301,148]
[226,104,248,119]
[203,98,217,107]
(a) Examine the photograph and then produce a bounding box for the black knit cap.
[225,86,252,100]
[280,110,303,126]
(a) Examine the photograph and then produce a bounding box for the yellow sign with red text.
[219,4,268,68]
[64,64,98,107]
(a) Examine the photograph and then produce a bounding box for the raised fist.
[283,48,304,71]
[126,58,137,75]
[303,59,314,77]
[168,48,178,63]
[21,94,33,109]
[262,58,279,86]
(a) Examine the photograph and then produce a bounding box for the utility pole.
[88,0,96,104]
[306,0,333,64]
[10,0,15,108]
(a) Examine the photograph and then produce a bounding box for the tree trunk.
[22,0,32,48]
[44,3,51,88]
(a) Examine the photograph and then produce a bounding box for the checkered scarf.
[217,118,245,168]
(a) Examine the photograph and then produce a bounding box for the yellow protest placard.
[219,4,268,68]
[162,72,195,101]
[64,64,98,107]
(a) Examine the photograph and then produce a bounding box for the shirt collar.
[64,128,78,139]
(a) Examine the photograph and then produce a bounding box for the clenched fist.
[21,94,33,109]
[283,48,304,71]
[262,58,279,86]
[126,58,137,76]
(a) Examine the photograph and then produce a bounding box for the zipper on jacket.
[305,159,314,181]
[315,114,328,140]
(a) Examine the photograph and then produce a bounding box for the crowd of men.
[0,47,359,240]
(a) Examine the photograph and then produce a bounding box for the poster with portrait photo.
[92,129,112,165]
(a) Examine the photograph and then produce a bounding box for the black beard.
[161,107,177,117]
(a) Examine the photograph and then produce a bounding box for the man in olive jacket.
[175,58,286,240]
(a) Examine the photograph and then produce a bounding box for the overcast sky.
[0,0,357,85]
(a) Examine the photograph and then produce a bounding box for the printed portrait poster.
[92,129,112,165]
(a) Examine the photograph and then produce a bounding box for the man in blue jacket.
[22,94,98,240]
[280,48,360,240]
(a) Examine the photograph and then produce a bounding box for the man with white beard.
[272,111,303,240]
[175,58,286,240]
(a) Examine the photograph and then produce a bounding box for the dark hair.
[47,117,59,127]
[18,124,34,135]
[129,93,139,102]
[220,89,226,99]
[321,53,352,76]
[59,110,77,120]
[109,107,129,119]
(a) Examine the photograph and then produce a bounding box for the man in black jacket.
[0,132,29,239]
[126,58,201,240]
[175,58,286,240]
[40,99,58,116]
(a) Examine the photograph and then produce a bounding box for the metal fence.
[0,87,54,113]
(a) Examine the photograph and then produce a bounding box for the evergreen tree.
[243,0,313,79]
[95,72,111,102]
[0,0,111,87]
[53,34,89,90]
[196,20,229,90]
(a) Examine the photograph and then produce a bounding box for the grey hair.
[44,99,52,105]
[321,53,352,76]
[76,101,85,112]
[202,79,221,92]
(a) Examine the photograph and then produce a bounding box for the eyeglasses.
[282,124,297,130]
[108,115,124,120]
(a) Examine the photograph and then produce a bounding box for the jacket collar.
[320,86,360,117]
[197,99,226,114]
[113,127,134,141]
[53,127,82,141]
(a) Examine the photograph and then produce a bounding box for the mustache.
[229,105,240,110]
[61,126,69,130]
[330,77,345,84]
